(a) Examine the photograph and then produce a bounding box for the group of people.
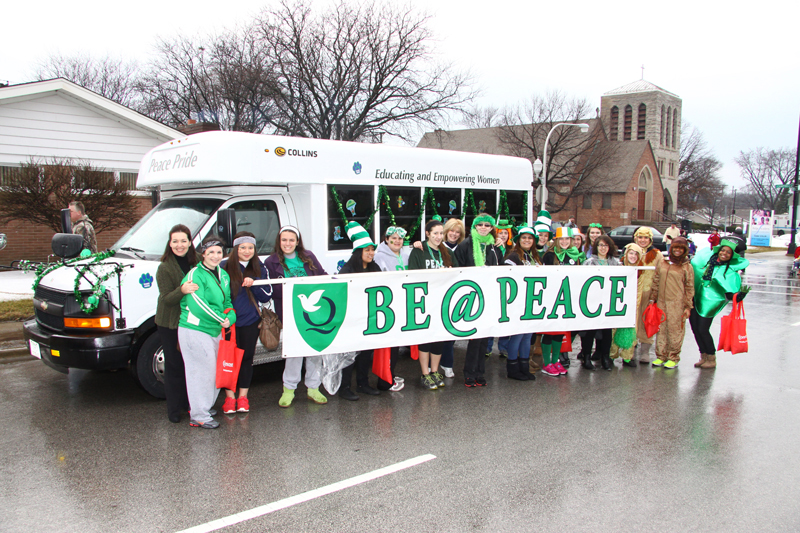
[154,208,749,429]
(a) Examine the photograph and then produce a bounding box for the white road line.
[175,454,437,533]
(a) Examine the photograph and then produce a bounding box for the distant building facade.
[600,80,681,216]
[0,78,181,261]
[417,79,680,231]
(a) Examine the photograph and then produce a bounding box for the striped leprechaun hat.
[534,210,552,236]
[554,226,575,239]
[345,221,375,249]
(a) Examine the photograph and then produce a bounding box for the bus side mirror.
[60,208,73,234]
[216,209,237,247]
[51,233,84,258]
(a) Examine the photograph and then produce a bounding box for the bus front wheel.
[134,333,167,399]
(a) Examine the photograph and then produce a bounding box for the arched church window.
[666,106,672,148]
[610,106,619,141]
[623,105,632,141]
[672,108,678,149]
[637,104,646,140]
[660,105,665,145]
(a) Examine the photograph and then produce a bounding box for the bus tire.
[134,333,167,399]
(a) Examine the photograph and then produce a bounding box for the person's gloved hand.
[726,291,747,302]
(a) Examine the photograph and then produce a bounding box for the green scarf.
[554,245,584,264]
[471,228,496,267]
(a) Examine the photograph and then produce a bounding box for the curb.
[0,347,34,364]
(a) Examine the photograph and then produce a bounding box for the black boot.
[518,359,535,381]
[591,350,601,361]
[601,353,613,371]
[559,352,571,368]
[582,350,595,370]
[506,360,528,381]
[338,387,359,401]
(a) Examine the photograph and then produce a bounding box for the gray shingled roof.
[603,80,679,98]
[417,118,603,157]
[578,140,654,193]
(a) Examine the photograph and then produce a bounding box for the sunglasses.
[385,226,407,239]
[475,223,493,228]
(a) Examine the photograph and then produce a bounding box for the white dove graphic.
[297,290,325,312]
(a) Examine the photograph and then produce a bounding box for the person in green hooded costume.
[689,238,749,369]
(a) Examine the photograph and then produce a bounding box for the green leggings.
[541,334,564,366]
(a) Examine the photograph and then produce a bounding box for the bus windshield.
[111,198,223,259]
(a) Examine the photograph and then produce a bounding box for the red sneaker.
[554,362,568,375]
[222,397,237,414]
[237,397,250,413]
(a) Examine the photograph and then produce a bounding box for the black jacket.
[454,236,502,267]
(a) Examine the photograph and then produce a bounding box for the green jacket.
[155,255,188,329]
[178,265,237,336]
[691,246,749,318]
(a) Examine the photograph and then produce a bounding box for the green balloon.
[80,249,92,258]
[87,295,99,305]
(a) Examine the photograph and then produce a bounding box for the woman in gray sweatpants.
[177,236,236,429]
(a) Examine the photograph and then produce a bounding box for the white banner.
[277,265,638,357]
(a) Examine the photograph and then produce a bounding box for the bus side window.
[228,200,281,255]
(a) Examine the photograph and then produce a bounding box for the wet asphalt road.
[1,252,799,533]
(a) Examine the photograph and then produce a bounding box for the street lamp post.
[789,114,800,255]
[538,123,590,209]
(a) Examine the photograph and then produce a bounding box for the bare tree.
[254,0,475,141]
[735,147,796,211]
[492,91,617,213]
[0,158,137,233]
[34,54,141,107]
[136,27,279,132]
[678,123,726,212]
[461,105,502,129]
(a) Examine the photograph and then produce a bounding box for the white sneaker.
[441,366,454,378]
[389,378,405,391]
[393,376,404,383]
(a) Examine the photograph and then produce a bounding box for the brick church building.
[418,80,682,231]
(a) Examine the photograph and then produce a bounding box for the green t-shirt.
[283,255,308,278]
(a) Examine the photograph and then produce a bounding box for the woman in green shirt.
[264,226,329,407]
[408,218,456,390]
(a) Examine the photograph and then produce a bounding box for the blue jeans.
[487,336,509,354]
[441,340,455,368]
[506,333,533,361]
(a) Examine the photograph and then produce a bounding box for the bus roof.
[137,131,533,191]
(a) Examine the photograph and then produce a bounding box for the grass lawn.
[0,299,34,321]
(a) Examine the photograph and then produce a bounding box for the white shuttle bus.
[24,131,533,397]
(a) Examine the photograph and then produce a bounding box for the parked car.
[607,225,667,252]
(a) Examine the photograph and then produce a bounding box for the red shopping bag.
[372,347,393,383]
[729,296,748,354]
[560,332,572,353]
[717,310,733,352]
[643,302,665,338]
[410,345,419,360]
[216,325,245,390]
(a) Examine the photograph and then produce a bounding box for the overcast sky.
[3,0,798,189]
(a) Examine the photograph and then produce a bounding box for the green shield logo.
[292,282,348,352]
